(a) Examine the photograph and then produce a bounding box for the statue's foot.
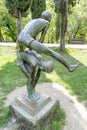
[69,63,79,72]
[27,93,41,103]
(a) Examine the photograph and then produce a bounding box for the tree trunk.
[17,9,22,35]
[60,13,66,51]
[55,14,61,43]
[0,29,4,41]
[60,0,68,51]
[73,22,81,38]
[17,9,22,52]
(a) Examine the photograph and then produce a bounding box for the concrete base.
[10,89,59,130]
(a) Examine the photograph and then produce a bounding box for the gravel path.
[1,83,87,130]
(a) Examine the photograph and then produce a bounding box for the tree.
[54,0,77,51]
[5,0,31,35]
[59,0,68,51]
[30,0,46,19]
[0,0,17,41]
[0,0,5,41]
[2,14,17,41]
[67,0,87,41]
[54,0,61,43]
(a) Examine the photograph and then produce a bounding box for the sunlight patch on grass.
[0,54,16,69]
[45,70,63,83]
[66,48,87,66]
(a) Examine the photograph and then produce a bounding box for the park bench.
[69,38,85,44]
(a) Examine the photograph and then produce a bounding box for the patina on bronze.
[17,11,78,103]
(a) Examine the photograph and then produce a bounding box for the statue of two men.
[17,11,78,103]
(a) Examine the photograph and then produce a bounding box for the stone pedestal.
[10,90,59,130]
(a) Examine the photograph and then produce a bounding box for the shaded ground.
[1,83,87,130]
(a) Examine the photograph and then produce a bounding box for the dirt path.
[1,83,87,130]
[37,83,87,130]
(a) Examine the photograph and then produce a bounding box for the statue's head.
[41,11,52,22]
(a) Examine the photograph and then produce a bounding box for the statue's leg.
[18,35,78,72]
[27,78,35,96]
[24,63,35,97]
[29,41,78,72]
[34,68,41,87]
[26,66,41,103]
[27,78,41,103]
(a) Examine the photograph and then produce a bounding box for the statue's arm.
[39,23,50,43]
[18,64,31,79]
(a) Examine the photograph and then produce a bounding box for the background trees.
[53,0,77,51]
[0,0,87,46]
[0,0,17,41]
[54,0,61,43]
[68,0,87,41]
[5,0,31,34]
[31,0,46,19]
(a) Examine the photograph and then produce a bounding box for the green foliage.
[5,0,31,18]
[42,107,65,130]
[0,107,10,127]
[55,14,61,43]
[43,1,56,43]
[53,0,77,13]
[0,0,17,41]
[53,0,77,46]
[30,0,46,19]
[0,0,87,43]
[67,0,87,40]
[53,0,60,13]
[68,0,77,7]
[2,15,17,41]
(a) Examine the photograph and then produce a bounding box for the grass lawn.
[0,46,87,127]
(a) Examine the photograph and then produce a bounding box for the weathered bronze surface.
[17,11,78,103]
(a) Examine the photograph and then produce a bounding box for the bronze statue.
[17,11,78,103]
[17,50,54,102]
